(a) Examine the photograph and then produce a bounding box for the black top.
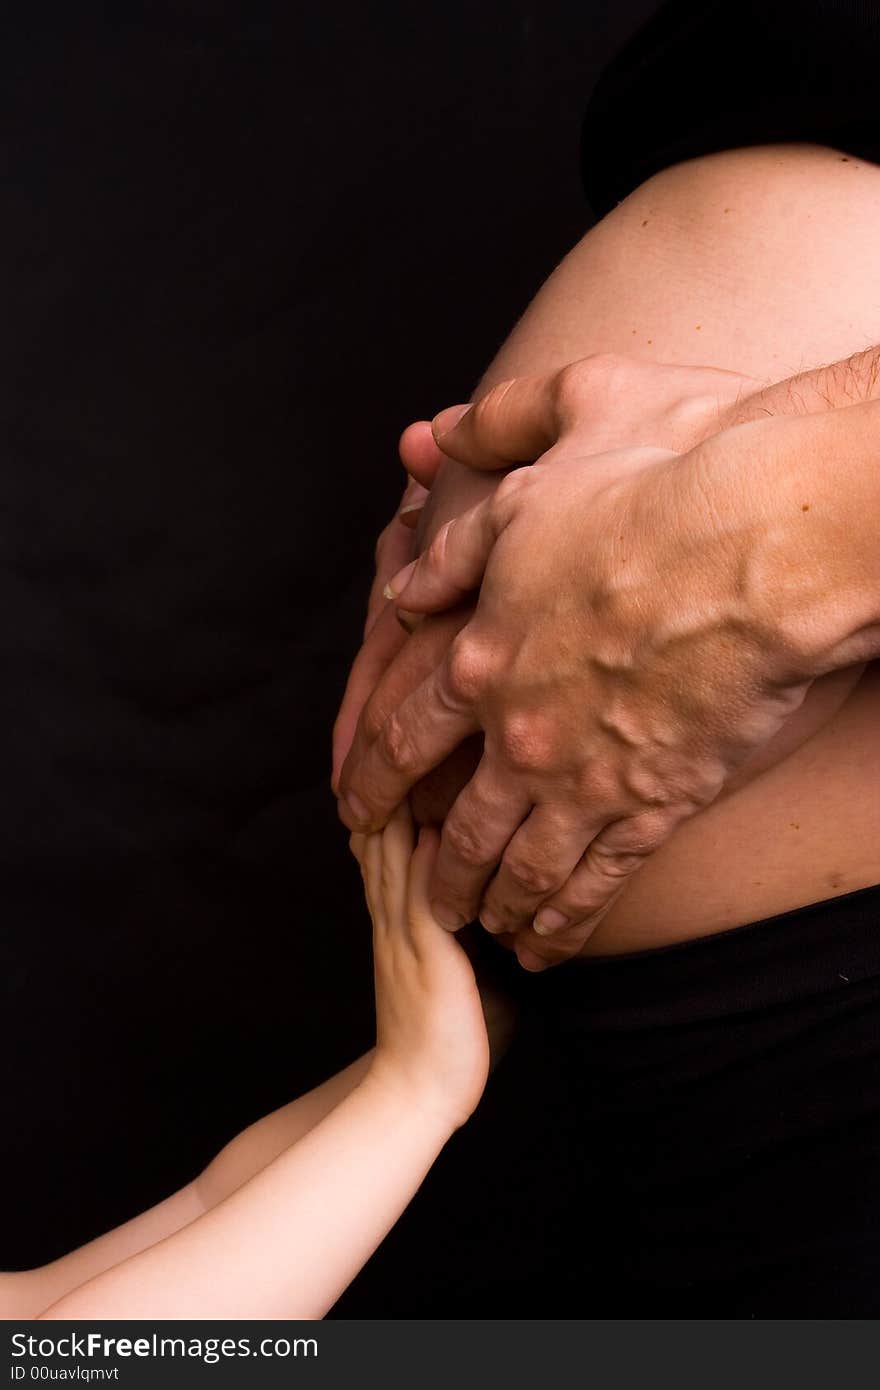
[582,0,880,215]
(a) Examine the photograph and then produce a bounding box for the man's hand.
[336,349,880,969]
[412,344,880,494]
[338,421,841,969]
[334,356,758,798]
[427,354,760,472]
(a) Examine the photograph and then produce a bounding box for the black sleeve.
[581,0,880,216]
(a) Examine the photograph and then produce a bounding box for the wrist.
[717,409,880,680]
[361,1058,464,1142]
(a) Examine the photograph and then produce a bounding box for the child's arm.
[35,804,490,1319]
[2,1053,374,1318]
[38,1068,454,1320]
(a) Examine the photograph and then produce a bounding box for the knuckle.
[552,359,592,413]
[606,814,669,857]
[586,351,629,389]
[504,854,557,896]
[443,635,489,706]
[361,697,388,744]
[586,827,659,881]
[444,817,495,870]
[592,853,641,882]
[378,710,421,776]
[553,353,624,416]
[497,713,552,774]
[493,465,533,514]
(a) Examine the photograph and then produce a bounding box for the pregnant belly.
[581,660,880,956]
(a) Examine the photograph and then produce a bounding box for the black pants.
[339,884,880,1316]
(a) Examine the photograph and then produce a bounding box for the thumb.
[432,372,563,469]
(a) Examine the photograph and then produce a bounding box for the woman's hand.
[352,801,490,1130]
[339,410,875,969]
[331,428,443,792]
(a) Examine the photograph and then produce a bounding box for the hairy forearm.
[38,1072,451,1320]
[729,345,880,429]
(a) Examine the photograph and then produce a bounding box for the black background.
[0,0,655,1312]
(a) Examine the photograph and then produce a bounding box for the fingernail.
[517,946,549,973]
[533,908,569,936]
[398,489,426,524]
[383,558,417,602]
[395,609,418,634]
[481,910,504,934]
[431,900,465,932]
[432,403,472,441]
[399,476,426,511]
[342,791,370,827]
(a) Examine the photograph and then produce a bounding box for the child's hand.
[351,802,490,1133]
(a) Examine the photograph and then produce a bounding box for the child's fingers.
[406,824,443,933]
[361,831,385,928]
[383,798,415,853]
[380,800,415,923]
